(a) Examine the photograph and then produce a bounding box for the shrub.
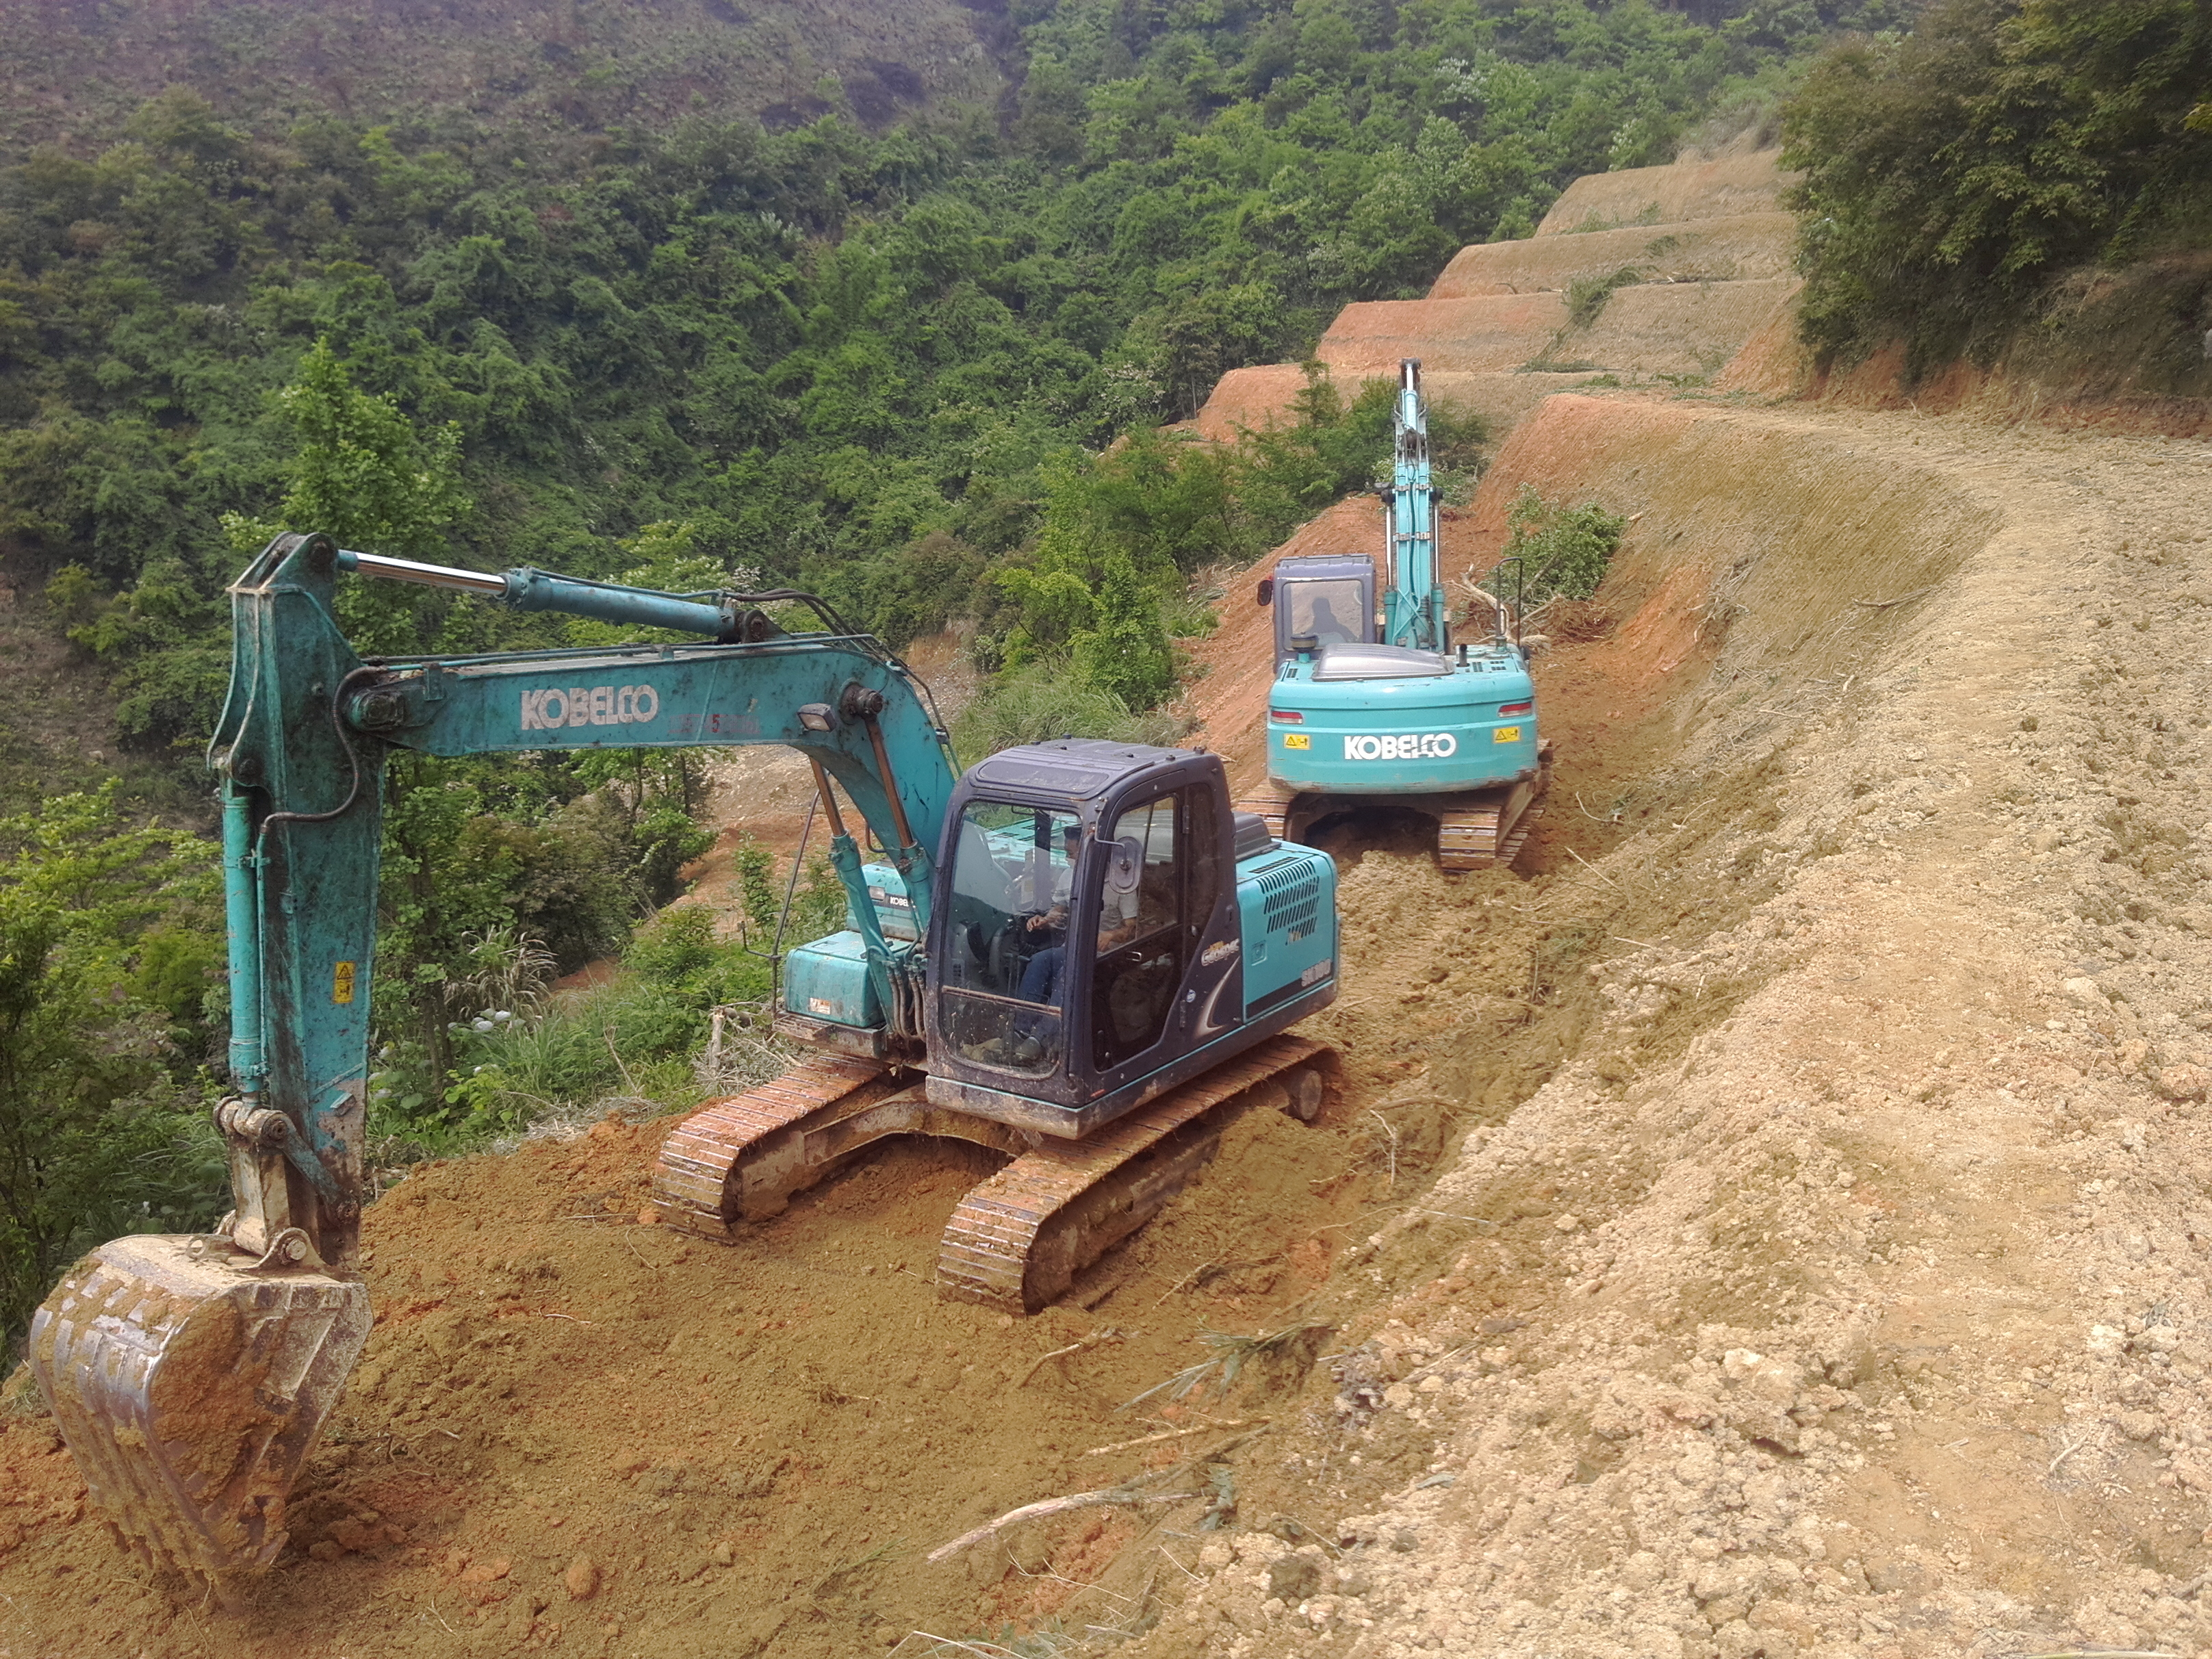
[1487,485,1628,612]
[1566,266,1645,328]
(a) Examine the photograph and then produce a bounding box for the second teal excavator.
[1242,359,1551,869]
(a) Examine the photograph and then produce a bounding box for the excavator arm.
[30,531,958,1583]
[1379,359,1448,654]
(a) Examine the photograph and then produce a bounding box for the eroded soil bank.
[4,391,2211,1659]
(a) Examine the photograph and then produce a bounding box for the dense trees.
[0,789,225,1343]
[1784,0,2212,375]
[2,4,1854,758]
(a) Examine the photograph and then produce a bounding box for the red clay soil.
[1188,365,1580,454]
[0,1089,1406,1658]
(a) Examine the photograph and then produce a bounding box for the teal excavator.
[1243,359,1549,869]
[29,534,1339,1585]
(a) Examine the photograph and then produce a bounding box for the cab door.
[1088,787,1222,1074]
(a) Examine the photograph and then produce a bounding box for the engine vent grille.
[1258,862,1321,940]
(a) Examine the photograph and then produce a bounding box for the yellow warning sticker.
[332,961,357,1005]
[1493,726,1523,744]
[1283,733,1311,749]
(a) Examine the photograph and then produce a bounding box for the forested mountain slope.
[0,0,1014,157]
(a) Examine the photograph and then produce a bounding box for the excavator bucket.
[27,1235,370,1578]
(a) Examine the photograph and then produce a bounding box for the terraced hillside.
[1192,141,1802,443]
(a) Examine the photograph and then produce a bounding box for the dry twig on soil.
[1565,846,1621,888]
[1118,1322,1332,1413]
[1082,1419,1262,1457]
[1852,586,1935,610]
[1368,1111,1400,1188]
[1149,1258,1218,1309]
[1016,1326,1123,1388]
[925,1487,1199,1563]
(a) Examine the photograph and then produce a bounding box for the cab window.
[1092,794,1181,1070]
[940,801,1081,1075]
[1283,579,1365,647]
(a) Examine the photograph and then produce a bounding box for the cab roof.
[962,738,1188,801]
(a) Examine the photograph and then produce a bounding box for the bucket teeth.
[27,1235,371,1579]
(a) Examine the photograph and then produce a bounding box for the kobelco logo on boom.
[519,684,661,731]
[1344,733,1456,760]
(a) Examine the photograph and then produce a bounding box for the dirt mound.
[1535,149,1797,236]
[1185,365,1328,439]
[1430,213,1797,298]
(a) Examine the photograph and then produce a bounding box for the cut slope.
[1567,274,1801,379]
[1534,148,1797,235]
[1315,294,1570,375]
[1191,149,1803,444]
[1430,211,1797,298]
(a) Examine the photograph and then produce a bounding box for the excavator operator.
[1017,821,1085,1004]
[1017,823,1141,1007]
[1304,593,1355,646]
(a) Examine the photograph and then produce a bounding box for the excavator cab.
[924,739,1265,1140]
[1264,554,1376,666]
